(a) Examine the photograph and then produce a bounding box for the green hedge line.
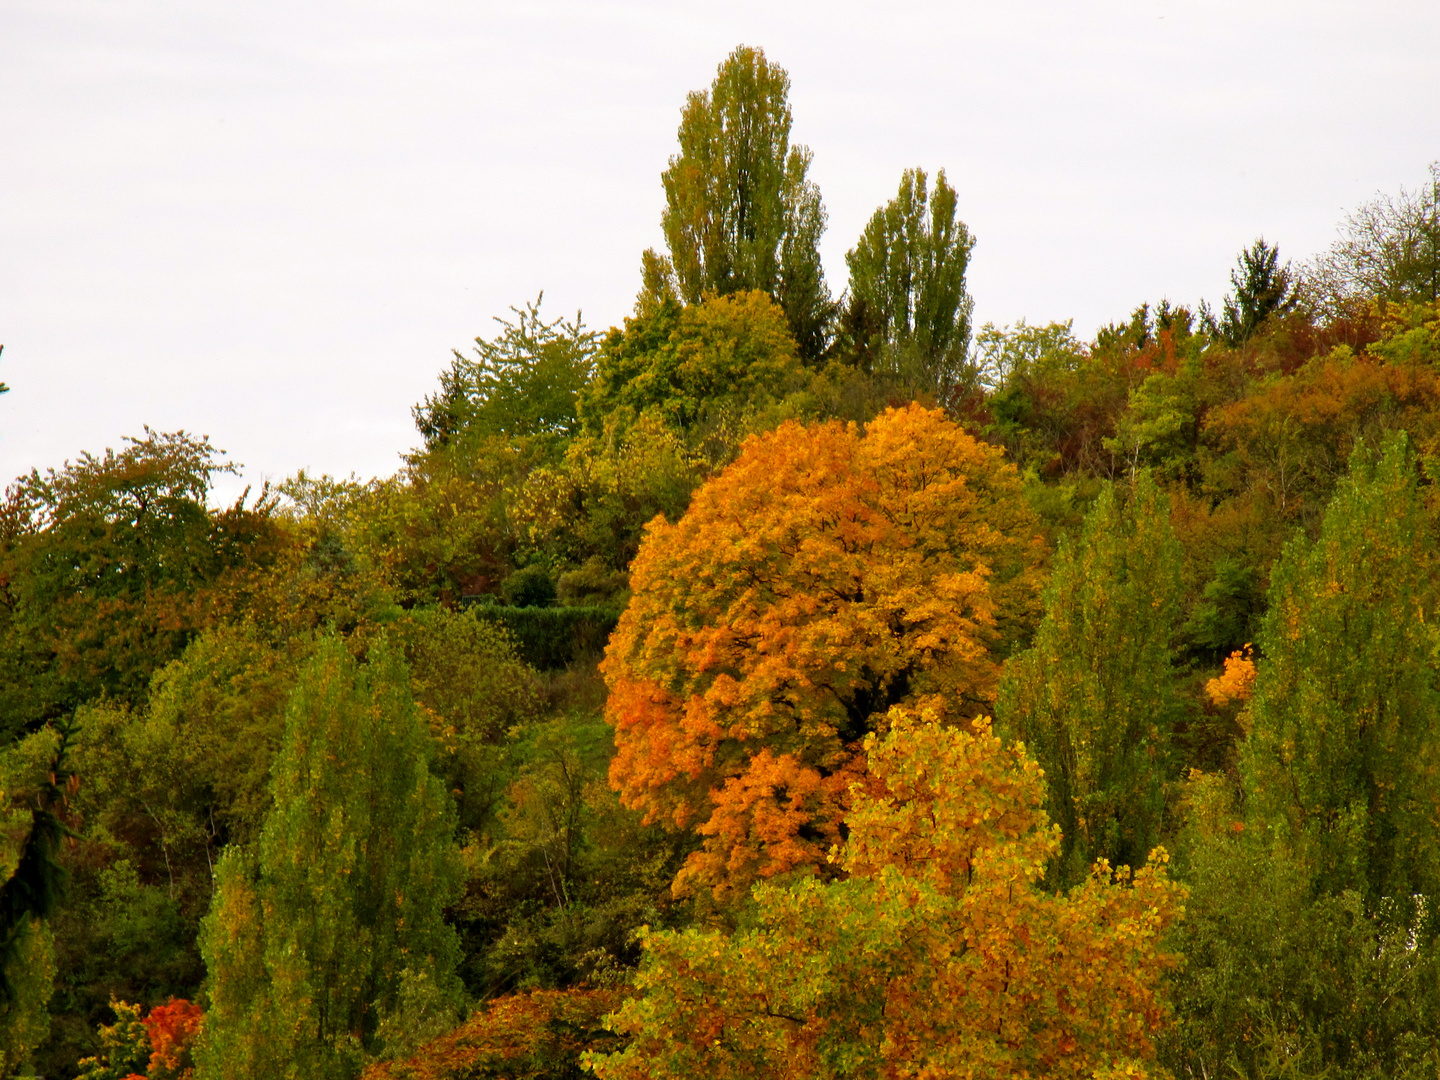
[464,603,621,670]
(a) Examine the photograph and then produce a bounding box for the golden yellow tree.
[587,709,1185,1080]
[602,404,1041,898]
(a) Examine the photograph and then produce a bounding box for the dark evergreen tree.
[1215,238,1298,345]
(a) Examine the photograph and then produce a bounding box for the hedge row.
[464,603,622,670]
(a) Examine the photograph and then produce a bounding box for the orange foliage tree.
[75,998,202,1080]
[602,404,1042,898]
[586,709,1185,1080]
[143,998,203,1080]
[1202,347,1440,523]
[1204,645,1256,709]
[359,989,621,1080]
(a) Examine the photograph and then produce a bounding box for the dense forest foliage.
[3,44,1439,1080]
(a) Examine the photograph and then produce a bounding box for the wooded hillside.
[3,44,1438,1080]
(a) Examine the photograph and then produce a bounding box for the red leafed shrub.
[361,988,623,1080]
[142,998,204,1080]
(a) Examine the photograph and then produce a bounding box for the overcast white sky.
[3,0,1437,500]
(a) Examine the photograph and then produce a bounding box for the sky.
[2,0,1438,501]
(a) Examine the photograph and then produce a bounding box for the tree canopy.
[841,167,975,396]
[997,473,1184,884]
[413,296,599,451]
[198,637,463,1080]
[602,403,1041,899]
[588,710,1184,1080]
[1307,161,1440,311]
[642,45,832,361]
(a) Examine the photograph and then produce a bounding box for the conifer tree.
[643,46,832,361]
[197,637,463,1080]
[1215,238,1298,346]
[1243,431,1440,908]
[997,474,1183,884]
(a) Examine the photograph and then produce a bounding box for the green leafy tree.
[42,854,203,1077]
[0,725,73,1000]
[841,167,975,395]
[197,637,464,1080]
[1165,433,1440,1080]
[0,726,68,1077]
[1214,238,1299,346]
[392,606,539,835]
[515,413,709,575]
[0,916,53,1078]
[0,429,281,735]
[579,290,807,435]
[76,625,303,859]
[997,474,1184,884]
[414,295,600,450]
[644,46,832,361]
[455,711,690,998]
[340,437,537,606]
[37,628,304,1077]
[1166,772,1440,1080]
[1243,431,1440,907]
[500,565,556,608]
[1102,370,1200,481]
[974,319,1086,393]
[74,998,149,1080]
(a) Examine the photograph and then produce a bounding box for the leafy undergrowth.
[361,989,623,1080]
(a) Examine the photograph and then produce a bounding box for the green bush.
[467,606,620,670]
[502,565,557,608]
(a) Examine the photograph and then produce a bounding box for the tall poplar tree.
[1168,435,1440,1079]
[1243,432,1440,908]
[643,45,832,361]
[997,474,1184,884]
[197,637,463,1080]
[842,167,975,395]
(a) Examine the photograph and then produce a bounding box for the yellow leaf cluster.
[588,708,1186,1080]
[1204,645,1256,708]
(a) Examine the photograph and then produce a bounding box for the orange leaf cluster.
[1205,645,1256,708]
[142,998,203,1080]
[77,998,202,1080]
[603,404,1041,898]
[360,989,622,1080]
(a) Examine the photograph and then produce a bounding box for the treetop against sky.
[2,0,1437,495]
